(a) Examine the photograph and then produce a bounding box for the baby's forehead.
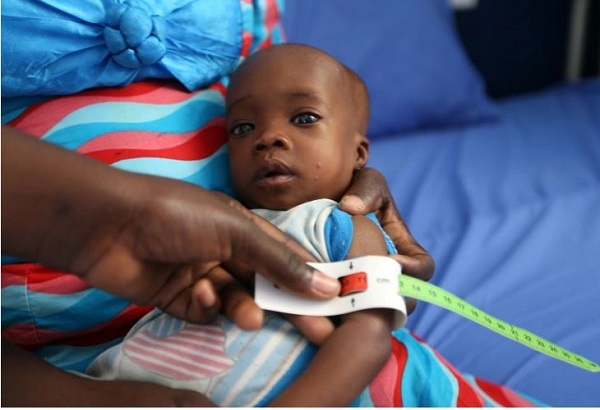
[254,44,339,67]
[227,45,368,133]
[240,46,347,82]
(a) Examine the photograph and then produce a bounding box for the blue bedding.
[369,79,600,406]
[282,0,600,403]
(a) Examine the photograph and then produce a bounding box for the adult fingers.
[214,194,339,299]
[207,263,336,343]
[338,167,434,282]
[390,253,435,314]
[221,193,316,261]
[206,264,336,344]
[142,263,222,324]
[338,167,388,215]
[233,231,340,298]
[202,265,264,331]
[208,197,341,336]
[390,246,435,282]
[337,167,435,315]
[191,265,337,344]
[379,216,434,315]
[380,212,435,283]
[282,314,335,345]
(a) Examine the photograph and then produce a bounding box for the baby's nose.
[254,130,289,151]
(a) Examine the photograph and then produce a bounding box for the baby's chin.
[247,199,301,211]
[241,194,312,211]
[245,195,342,212]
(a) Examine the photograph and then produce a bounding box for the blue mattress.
[369,79,600,406]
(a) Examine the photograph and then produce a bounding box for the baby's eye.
[230,123,254,137]
[292,113,320,125]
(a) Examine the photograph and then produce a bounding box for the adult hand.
[201,263,335,345]
[339,167,435,314]
[2,126,340,326]
[2,127,341,407]
[189,207,335,344]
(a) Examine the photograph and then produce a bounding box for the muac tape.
[256,256,599,372]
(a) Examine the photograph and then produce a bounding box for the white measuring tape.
[255,256,599,372]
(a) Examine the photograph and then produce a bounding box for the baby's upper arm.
[347,214,389,258]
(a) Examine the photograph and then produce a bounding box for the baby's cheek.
[297,159,317,183]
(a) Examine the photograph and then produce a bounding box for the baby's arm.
[269,214,395,407]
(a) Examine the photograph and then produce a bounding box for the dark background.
[454,0,600,98]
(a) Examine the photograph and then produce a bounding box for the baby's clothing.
[88,309,314,406]
[86,199,544,407]
[251,198,397,261]
[87,199,382,405]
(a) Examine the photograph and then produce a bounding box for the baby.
[226,43,398,405]
[87,43,547,408]
[88,44,398,406]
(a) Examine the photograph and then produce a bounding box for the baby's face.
[226,46,365,210]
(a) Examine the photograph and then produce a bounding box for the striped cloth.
[120,315,235,380]
[88,310,314,406]
[1,0,285,372]
[87,201,545,406]
[358,330,547,407]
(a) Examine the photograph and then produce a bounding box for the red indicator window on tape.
[339,272,368,296]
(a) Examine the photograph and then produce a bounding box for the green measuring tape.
[259,256,599,372]
[399,275,600,372]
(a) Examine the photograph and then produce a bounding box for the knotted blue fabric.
[103,4,167,69]
[1,0,242,97]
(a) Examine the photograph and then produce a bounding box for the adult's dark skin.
[1,126,433,406]
[339,167,435,314]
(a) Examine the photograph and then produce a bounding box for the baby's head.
[226,44,370,210]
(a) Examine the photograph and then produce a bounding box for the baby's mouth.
[255,160,295,188]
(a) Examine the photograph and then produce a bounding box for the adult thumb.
[232,226,340,300]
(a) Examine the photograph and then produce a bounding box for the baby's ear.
[354,133,369,171]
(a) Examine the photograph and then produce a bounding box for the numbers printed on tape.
[256,256,599,372]
[399,274,600,373]
[255,257,407,327]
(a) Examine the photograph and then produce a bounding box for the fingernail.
[341,195,365,211]
[196,280,217,307]
[199,289,217,308]
[311,272,340,296]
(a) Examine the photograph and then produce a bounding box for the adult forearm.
[1,340,215,406]
[2,340,87,406]
[1,126,135,270]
